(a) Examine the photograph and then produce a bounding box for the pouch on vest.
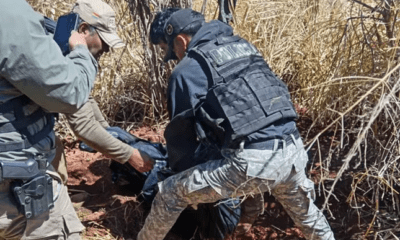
[0,97,56,158]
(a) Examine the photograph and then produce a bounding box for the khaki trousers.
[0,139,84,239]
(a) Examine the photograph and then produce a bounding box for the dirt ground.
[64,125,347,240]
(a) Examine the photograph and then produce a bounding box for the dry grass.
[28,0,400,238]
[227,0,400,238]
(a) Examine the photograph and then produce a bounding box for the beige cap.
[72,0,125,48]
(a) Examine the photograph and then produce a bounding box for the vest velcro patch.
[208,41,260,66]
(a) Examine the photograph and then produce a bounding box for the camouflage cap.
[72,0,125,48]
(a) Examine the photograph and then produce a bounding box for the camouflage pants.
[138,136,335,240]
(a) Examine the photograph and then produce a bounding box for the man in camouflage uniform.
[137,8,335,240]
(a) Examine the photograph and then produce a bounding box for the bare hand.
[128,149,154,173]
[69,30,87,50]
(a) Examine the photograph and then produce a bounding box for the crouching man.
[138,8,335,240]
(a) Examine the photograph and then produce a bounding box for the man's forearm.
[66,101,133,163]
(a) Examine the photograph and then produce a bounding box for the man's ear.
[174,34,191,60]
[175,34,190,49]
[77,22,90,35]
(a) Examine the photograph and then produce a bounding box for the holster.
[0,157,55,219]
[11,174,54,219]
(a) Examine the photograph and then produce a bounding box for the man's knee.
[158,178,189,210]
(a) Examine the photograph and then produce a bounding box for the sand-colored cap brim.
[97,30,125,48]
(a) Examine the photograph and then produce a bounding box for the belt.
[243,129,300,150]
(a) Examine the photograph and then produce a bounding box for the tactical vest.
[190,35,297,146]
[0,16,56,153]
[0,95,55,152]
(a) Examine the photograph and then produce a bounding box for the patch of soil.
[64,125,353,240]
[64,127,159,239]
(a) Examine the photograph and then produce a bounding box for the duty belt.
[242,129,300,150]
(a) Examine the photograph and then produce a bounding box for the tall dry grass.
[28,0,400,238]
[226,0,400,238]
[27,0,177,133]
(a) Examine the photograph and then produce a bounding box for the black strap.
[0,108,47,133]
[43,16,56,35]
[0,114,54,152]
[0,95,31,114]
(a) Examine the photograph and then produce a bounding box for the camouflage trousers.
[138,136,335,240]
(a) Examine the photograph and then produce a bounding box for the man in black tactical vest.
[138,8,336,240]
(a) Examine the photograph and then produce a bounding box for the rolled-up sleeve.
[0,0,97,113]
